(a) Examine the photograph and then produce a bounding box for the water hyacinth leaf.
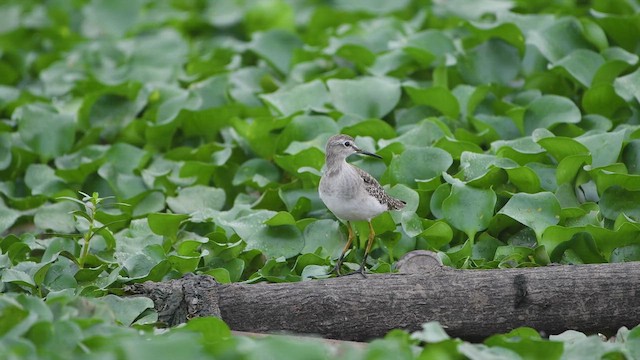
[232,158,281,188]
[24,164,67,197]
[610,244,640,263]
[277,115,338,152]
[342,119,396,140]
[274,147,325,185]
[82,0,142,37]
[458,39,520,86]
[498,192,561,239]
[446,239,472,266]
[576,130,624,168]
[419,220,454,250]
[536,136,589,162]
[411,322,451,343]
[245,223,304,259]
[0,199,21,234]
[404,86,460,118]
[442,182,496,240]
[388,147,453,188]
[2,268,36,288]
[485,329,564,360]
[0,133,11,170]
[556,154,591,185]
[552,49,604,87]
[264,211,296,226]
[459,152,513,185]
[472,115,521,141]
[334,0,410,13]
[244,0,295,33]
[132,191,166,217]
[505,166,541,193]
[123,244,170,280]
[550,232,606,264]
[327,77,401,119]
[466,21,525,53]
[167,186,225,214]
[380,120,448,148]
[600,186,640,221]
[614,67,640,104]
[260,80,330,116]
[15,103,76,161]
[302,219,345,259]
[93,295,156,326]
[404,30,455,65]
[249,30,303,74]
[181,317,232,343]
[582,83,628,118]
[148,213,190,237]
[34,201,78,233]
[523,95,581,135]
[528,17,594,63]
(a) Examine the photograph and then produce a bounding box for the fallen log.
[125,251,640,341]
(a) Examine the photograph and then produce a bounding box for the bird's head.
[325,134,382,161]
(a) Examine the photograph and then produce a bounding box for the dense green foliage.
[1,0,640,358]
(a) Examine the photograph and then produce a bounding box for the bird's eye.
[343,141,351,147]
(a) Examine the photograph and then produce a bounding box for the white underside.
[319,191,387,221]
[319,165,387,221]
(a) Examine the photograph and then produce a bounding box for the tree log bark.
[125,251,640,341]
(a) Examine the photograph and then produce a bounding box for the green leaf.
[442,181,496,240]
[342,119,396,140]
[24,164,67,197]
[249,30,302,74]
[82,0,142,37]
[148,213,189,237]
[327,77,401,119]
[600,186,640,221]
[0,199,21,234]
[232,159,281,189]
[34,201,78,233]
[458,39,521,85]
[244,0,295,33]
[264,211,296,226]
[167,186,226,214]
[387,147,452,188]
[245,224,304,259]
[498,192,561,239]
[302,219,346,259]
[94,295,156,326]
[576,130,624,168]
[528,17,594,63]
[411,322,451,343]
[15,103,76,161]
[404,86,460,118]
[552,49,604,87]
[614,67,640,104]
[523,95,581,135]
[485,328,564,360]
[260,80,329,116]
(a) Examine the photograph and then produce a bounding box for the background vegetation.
[1,0,640,358]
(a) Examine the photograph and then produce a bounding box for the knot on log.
[395,250,443,274]
[125,273,220,326]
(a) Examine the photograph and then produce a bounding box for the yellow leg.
[333,221,354,275]
[358,221,375,275]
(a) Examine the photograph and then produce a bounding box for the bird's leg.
[357,220,376,276]
[333,221,355,276]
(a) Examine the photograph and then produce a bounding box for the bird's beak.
[354,146,383,159]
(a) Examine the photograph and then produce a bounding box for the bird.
[319,134,405,276]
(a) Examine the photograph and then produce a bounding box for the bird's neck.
[325,155,346,176]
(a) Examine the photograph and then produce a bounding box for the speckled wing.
[352,165,406,210]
